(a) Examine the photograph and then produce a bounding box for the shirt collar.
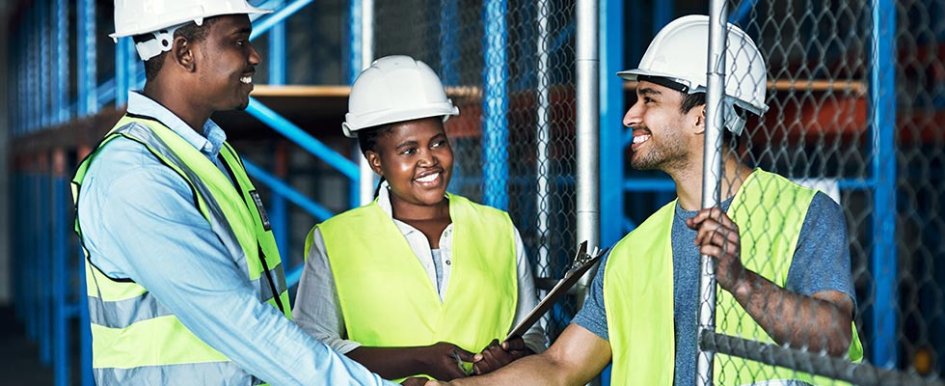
[126,91,228,158]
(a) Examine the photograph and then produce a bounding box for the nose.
[623,99,644,128]
[248,43,261,66]
[417,148,437,167]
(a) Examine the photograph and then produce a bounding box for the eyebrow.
[637,87,662,97]
[231,26,252,36]
[395,140,419,149]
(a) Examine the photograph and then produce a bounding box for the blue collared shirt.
[77,91,393,385]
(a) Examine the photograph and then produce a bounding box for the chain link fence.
[373,0,581,341]
[689,0,945,384]
[370,2,945,382]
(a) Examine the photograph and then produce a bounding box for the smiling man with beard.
[427,15,862,386]
[71,1,393,385]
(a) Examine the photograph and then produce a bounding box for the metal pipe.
[38,155,52,364]
[52,150,69,386]
[268,22,286,85]
[599,0,624,247]
[483,0,509,210]
[56,0,69,123]
[439,0,459,86]
[28,5,37,132]
[701,331,944,386]
[40,0,50,129]
[250,0,315,40]
[269,144,289,259]
[535,0,551,282]
[653,0,674,34]
[870,0,897,368]
[115,37,129,106]
[78,248,94,386]
[77,0,97,115]
[729,0,760,26]
[361,0,373,65]
[243,159,335,221]
[574,0,599,306]
[267,12,288,258]
[245,97,359,179]
[358,0,375,206]
[696,3,729,385]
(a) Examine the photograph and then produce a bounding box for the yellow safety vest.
[315,193,518,380]
[72,115,290,385]
[603,169,863,385]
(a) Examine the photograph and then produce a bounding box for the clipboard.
[506,241,609,341]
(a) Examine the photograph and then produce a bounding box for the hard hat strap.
[134,24,185,62]
[636,75,690,94]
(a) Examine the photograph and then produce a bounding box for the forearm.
[452,351,586,386]
[731,270,852,356]
[347,346,429,380]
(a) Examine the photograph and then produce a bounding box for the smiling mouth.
[632,133,651,146]
[415,172,440,184]
[240,74,253,85]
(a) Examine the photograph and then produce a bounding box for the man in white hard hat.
[428,15,862,386]
[72,1,394,384]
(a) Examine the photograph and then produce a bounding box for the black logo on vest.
[249,190,272,231]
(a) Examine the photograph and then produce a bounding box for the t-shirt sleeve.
[571,252,610,340]
[786,192,856,305]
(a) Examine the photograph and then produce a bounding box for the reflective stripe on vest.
[316,193,518,380]
[94,361,256,385]
[604,170,864,385]
[72,115,289,384]
[85,262,287,328]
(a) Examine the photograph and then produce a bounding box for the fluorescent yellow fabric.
[72,115,290,376]
[604,170,863,385]
[317,194,517,379]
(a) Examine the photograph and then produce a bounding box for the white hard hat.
[618,15,768,134]
[111,0,271,61]
[343,55,459,138]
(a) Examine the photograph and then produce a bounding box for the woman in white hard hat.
[293,55,545,382]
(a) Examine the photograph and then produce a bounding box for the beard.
[630,136,689,171]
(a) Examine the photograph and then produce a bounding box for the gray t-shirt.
[572,192,854,385]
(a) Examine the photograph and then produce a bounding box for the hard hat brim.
[343,105,460,138]
[110,6,273,38]
[617,69,699,90]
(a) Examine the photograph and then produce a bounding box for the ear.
[693,105,706,135]
[171,36,196,72]
[365,150,384,176]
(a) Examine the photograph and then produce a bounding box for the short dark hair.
[356,124,395,154]
[679,91,746,148]
[680,92,705,114]
[132,18,219,81]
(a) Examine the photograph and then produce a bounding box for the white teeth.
[240,75,252,84]
[633,134,651,144]
[416,173,439,183]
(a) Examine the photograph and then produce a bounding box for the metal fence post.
[696,2,729,385]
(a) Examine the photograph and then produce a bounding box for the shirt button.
[445,260,452,265]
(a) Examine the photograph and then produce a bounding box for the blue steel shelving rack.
[5,0,900,384]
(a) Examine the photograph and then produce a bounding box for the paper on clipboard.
[506,241,609,341]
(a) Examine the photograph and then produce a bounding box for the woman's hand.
[471,338,532,375]
[419,342,476,381]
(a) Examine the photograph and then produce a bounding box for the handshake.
[400,338,533,385]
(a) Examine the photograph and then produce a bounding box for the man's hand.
[423,381,451,386]
[472,338,532,375]
[419,342,475,381]
[686,207,748,292]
